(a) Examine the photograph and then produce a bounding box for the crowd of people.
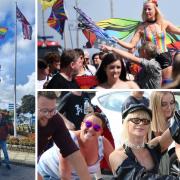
[37,0,180,89]
[37,91,180,180]
[37,46,180,89]
[37,0,180,179]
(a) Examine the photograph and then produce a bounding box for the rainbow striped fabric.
[97,18,180,46]
[0,27,8,39]
[47,0,67,37]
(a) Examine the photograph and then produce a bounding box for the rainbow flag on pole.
[0,27,8,39]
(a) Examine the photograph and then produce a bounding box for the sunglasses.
[128,118,151,125]
[84,121,101,132]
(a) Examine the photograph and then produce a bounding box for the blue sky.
[38,0,180,55]
[0,0,35,109]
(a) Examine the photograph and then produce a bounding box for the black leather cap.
[122,104,152,120]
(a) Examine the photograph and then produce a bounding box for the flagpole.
[42,9,45,36]
[14,2,17,137]
[75,0,79,48]
[68,23,73,49]
[63,30,66,49]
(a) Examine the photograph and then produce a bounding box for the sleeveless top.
[143,26,167,53]
[70,131,104,179]
[114,143,162,178]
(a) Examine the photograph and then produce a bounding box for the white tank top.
[38,131,104,180]
[69,131,104,179]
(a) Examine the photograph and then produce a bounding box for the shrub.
[7,134,35,147]
[7,136,19,145]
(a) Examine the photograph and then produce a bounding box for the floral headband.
[144,0,158,7]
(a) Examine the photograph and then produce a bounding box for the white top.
[37,76,52,89]
[38,131,104,179]
[84,64,97,76]
[70,131,104,179]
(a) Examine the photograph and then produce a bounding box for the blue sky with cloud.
[0,0,35,109]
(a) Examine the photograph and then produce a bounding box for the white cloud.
[0,1,35,111]
[0,0,35,24]
[0,72,35,109]
[17,72,35,98]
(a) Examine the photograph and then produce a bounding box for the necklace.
[146,19,156,24]
[125,141,145,150]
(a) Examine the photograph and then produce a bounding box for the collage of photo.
[0,0,180,179]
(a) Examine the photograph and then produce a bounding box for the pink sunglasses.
[84,121,101,132]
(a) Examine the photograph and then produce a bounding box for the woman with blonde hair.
[150,91,175,135]
[150,91,176,175]
[114,0,180,84]
[109,104,179,179]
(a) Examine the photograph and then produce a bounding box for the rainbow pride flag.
[0,27,8,39]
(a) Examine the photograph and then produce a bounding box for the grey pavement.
[0,150,35,180]
[1,149,35,167]
[0,163,35,180]
[1,150,113,179]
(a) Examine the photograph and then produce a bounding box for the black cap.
[122,104,152,120]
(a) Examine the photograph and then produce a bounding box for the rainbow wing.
[97,18,141,40]
[166,32,180,44]
[97,18,180,45]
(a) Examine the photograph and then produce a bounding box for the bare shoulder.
[109,149,127,174]
[136,23,145,32]
[110,149,127,163]
[163,19,171,28]
[126,81,139,89]
[102,137,114,154]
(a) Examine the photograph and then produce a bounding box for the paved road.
[0,163,35,180]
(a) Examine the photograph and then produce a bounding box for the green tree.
[20,95,35,116]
